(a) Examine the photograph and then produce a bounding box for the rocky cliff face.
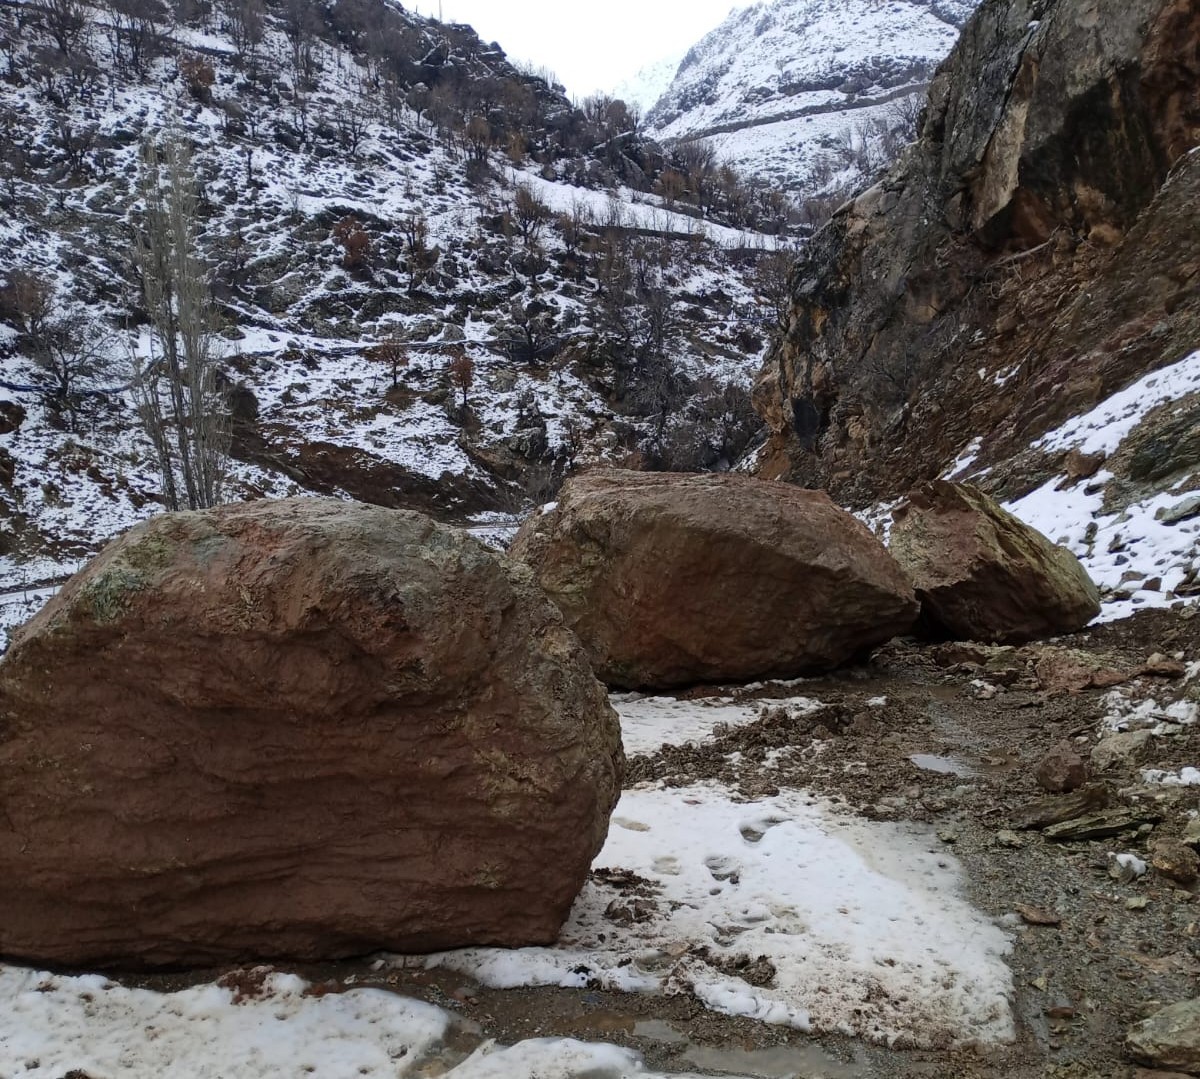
[752,0,1200,506]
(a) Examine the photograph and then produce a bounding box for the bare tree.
[366,329,408,388]
[222,0,264,66]
[447,349,474,410]
[33,317,112,430]
[40,0,91,57]
[108,0,166,75]
[131,131,229,511]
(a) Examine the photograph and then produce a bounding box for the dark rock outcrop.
[0,497,623,968]
[510,469,918,689]
[752,0,1200,506]
[890,481,1100,641]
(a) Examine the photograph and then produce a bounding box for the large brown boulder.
[0,497,622,968]
[510,470,918,689]
[890,481,1101,643]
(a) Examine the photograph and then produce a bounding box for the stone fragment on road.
[1128,999,1200,1074]
[1035,740,1089,793]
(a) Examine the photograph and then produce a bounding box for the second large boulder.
[510,470,918,689]
[889,481,1101,643]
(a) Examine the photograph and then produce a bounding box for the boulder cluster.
[0,474,1099,968]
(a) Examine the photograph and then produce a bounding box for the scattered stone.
[1012,785,1111,830]
[1044,808,1163,842]
[1127,897,1151,911]
[1061,448,1107,485]
[1035,647,1131,693]
[1036,741,1089,793]
[1016,903,1062,926]
[1128,999,1200,1073]
[1150,839,1200,885]
[1109,852,1149,883]
[1143,653,1188,678]
[1092,730,1154,771]
[0,400,25,436]
[1158,495,1200,526]
[1183,819,1200,847]
[510,470,918,689]
[1144,577,1164,592]
[996,829,1026,848]
[0,498,623,967]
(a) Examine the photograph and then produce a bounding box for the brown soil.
[111,605,1200,1078]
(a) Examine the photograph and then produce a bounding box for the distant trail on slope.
[654,81,930,145]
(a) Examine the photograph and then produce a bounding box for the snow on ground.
[0,967,709,1079]
[1002,353,1200,622]
[1142,767,1200,787]
[1033,350,1200,458]
[1100,687,1199,735]
[611,691,821,755]
[421,780,1014,1047]
[0,585,61,653]
[508,166,782,252]
[1007,472,1200,622]
[646,0,972,194]
[420,693,1014,1049]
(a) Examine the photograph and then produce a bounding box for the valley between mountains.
[0,0,1198,1075]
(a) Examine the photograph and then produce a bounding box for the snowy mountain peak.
[645,0,978,197]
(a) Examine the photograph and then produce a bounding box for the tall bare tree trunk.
[131,130,229,511]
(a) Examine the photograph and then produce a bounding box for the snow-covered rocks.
[890,482,1101,643]
[511,469,918,689]
[0,497,622,967]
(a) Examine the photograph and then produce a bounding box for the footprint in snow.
[704,854,741,882]
[739,815,789,844]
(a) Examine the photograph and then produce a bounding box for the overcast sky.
[405,0,760,99]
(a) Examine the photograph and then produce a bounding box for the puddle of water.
[563,1012,863,1077]
[681,1041,867,1078]
[910,750,1019,777]
[909,752,983,777]
[632,1018,690,1044]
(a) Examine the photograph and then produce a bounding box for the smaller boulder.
[1091,729,1153,771]
[1035,741,1088,793]
[1150,838,1200,885]
[890,482,1101,644]
[1128,1000,1200,1074]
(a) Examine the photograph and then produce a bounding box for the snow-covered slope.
[612,50,687,115]
[645,0,976,197]
[0,0,790,597]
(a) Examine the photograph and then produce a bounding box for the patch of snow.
[1034,349,1200,458]
[0,966,714,1078]
[1100,690,1198,734]
[1005,472,1200,623]
[944,437,982,480]
[612,693,821,756]
[1109,853,1148,878]
[0,968,453,1078]
[1142,767,1200,787]
[422,780,1014,1047]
